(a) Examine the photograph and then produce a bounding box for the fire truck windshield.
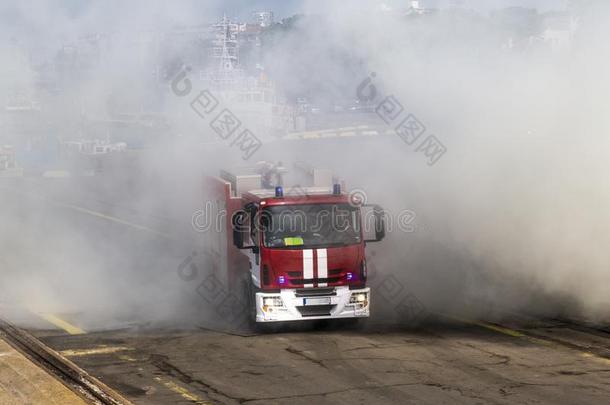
[262,204,361,249]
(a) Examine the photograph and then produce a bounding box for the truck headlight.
[349,292,368,308]
[262,296,284,312]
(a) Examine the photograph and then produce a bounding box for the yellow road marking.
[444,315,548,343]
[323,126,363,132]
[282,134,301,140]
[60,346,133,357]
[581,352,610,366]
[34,313,86,335]
[444,314,610,365]
[472,321,525,338]
[154,377,213,404]
[301,126,360,135]
[286,125,380,140]
[281,127,386,141]
[302,133,320,139]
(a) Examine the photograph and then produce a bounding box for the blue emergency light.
[333,184,341,195]
[346,272,353,281]
[278,275,286,284]
[275,186,283,197]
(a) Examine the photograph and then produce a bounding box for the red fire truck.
[205,162,385,326]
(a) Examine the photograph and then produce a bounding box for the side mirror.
[362,204,386,242]
[373,205,386,241]
[232,210,255,249]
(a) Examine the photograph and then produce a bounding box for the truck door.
[245,204,262,287]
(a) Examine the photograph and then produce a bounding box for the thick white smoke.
[1,0,608,330]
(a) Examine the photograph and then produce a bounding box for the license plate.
[303,297,331,306]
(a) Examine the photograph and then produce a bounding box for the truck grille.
[297,305,336,317]
[286,268,346,287]
[290,277,341,286]
[295,287,336,297]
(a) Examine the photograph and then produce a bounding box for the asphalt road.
[1,139,609,405]
[24,317,610,405]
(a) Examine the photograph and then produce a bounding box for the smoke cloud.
[1,0,608,331]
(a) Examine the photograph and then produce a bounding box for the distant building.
[405,0,437,16]
[0,146,17,170]
[252,11,274,28]
[239,23,264,47]
[541,13,578,52]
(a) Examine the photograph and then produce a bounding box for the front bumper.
[255,286,370,322]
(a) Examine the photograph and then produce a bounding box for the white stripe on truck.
[317,249,328,287]
[303,249,314,288]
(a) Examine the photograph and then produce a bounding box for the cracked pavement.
[24,318,610,405]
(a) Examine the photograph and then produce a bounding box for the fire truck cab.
[206,163,385,325]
